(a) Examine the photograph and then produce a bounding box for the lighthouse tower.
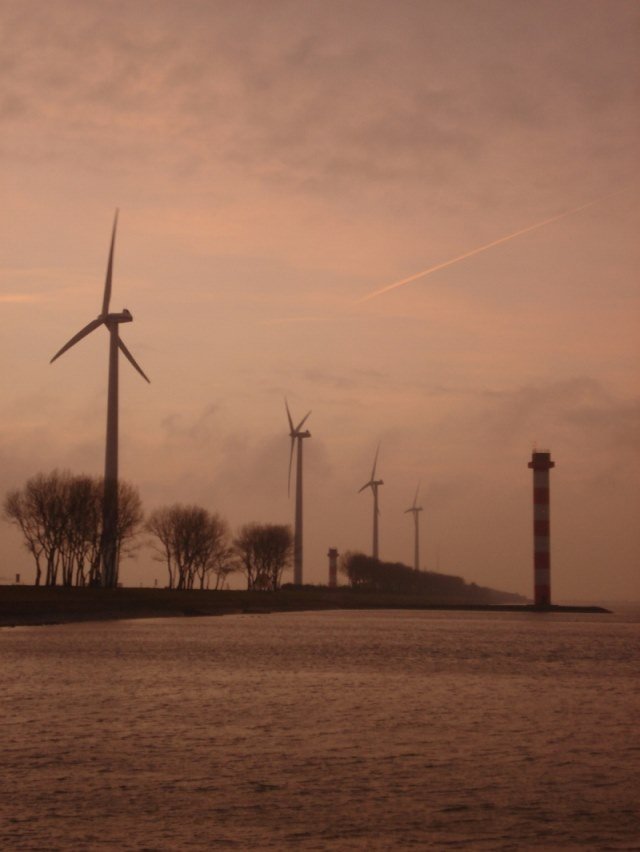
[528,450,555,607]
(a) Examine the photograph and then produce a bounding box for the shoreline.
[0,585,610,627]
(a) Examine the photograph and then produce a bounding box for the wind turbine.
[358,445,383,559]
[404,483,424,571]
[50,211,149,588]
[285,400,311,585]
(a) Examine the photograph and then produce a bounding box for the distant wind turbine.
[359,445,383,559]
[404,483,424,571]
[286,400,311,585]
[50,211,150,588]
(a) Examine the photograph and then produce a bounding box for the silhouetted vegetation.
[146,504,234,590]
[4,477,527,606]
[234,523,293,590]
[3,470,143,586]
[340,551,527,604]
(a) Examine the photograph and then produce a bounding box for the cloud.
[160,402,220,443]
[439,377,640,463]
[0,293,43,303]
[3,0,638,207]
[301,367,386,392]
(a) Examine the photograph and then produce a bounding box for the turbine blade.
[296,410,311,431]
[118,337,150,383]
[50,317,104,363]
[287,436,295,496]
[285,398,294,433]
[358,481,372,494]
[371,444,380,480]
[101,209,119,316]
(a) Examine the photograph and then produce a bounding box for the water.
[1,609,639,850]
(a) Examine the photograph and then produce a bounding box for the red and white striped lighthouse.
[528,450,555,607]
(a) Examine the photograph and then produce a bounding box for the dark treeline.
[5,472,521,602]
[4,470,293,590]
[341,552,527,604]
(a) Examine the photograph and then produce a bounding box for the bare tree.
[4,471,69,586]
[4,488,46,586]
[3,471,144,587]
[113,480,144,585]
[234,523,293,591]
[146,504,233,590]
[146,506,177,588]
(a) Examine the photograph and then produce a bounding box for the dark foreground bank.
[0,585,609,626]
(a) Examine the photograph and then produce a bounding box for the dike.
[0,585,609,627]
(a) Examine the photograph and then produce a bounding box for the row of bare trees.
[3,470,142,586]
[147,506,293,591]
[3,471,294,590]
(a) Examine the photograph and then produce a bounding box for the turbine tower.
[50,211,149,588]
[286,400,311,585]
[404,483,423,571]
[359,446,383,559]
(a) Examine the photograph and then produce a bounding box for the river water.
[1,609,639,850]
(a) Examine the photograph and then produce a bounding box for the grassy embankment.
[0,584,608,627]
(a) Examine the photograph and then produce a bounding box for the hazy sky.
[1,0,638,600]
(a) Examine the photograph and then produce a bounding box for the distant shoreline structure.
[0,586,610,628]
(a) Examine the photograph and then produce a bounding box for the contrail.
[357,195,611,304]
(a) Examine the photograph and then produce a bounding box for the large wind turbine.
[50,211,149,588]
[404,483,423,571]
[359,446,383,559]
[286,400,311,585]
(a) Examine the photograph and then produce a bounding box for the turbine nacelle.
[105,308,133,324]
[359,478,383,493]
[291,428,311,439]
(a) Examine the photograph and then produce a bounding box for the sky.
[1,0,638,601]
